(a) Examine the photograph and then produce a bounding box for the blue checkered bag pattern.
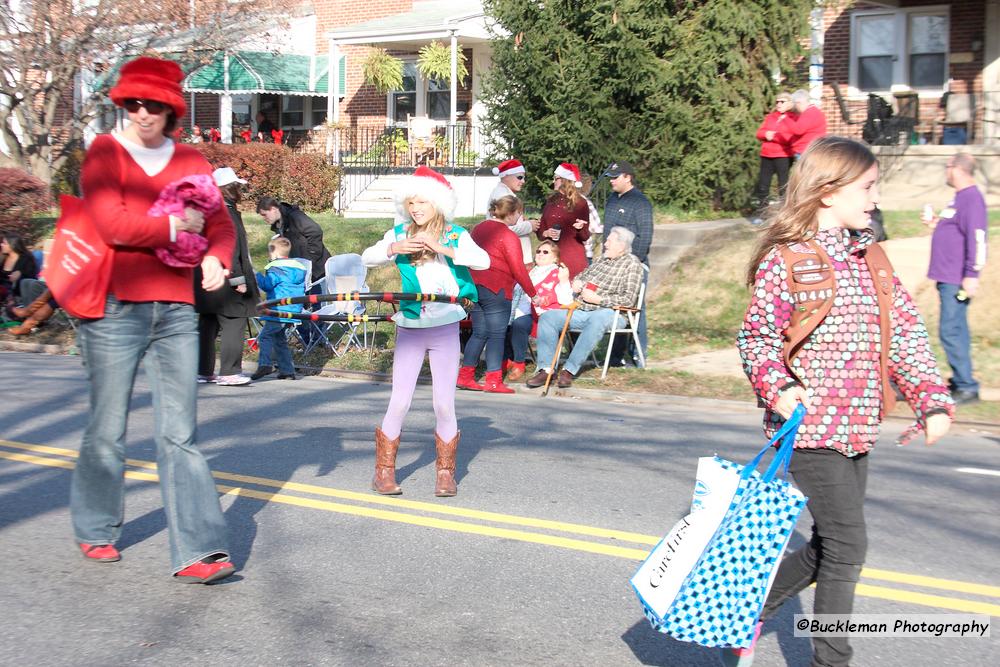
[644,405,808,648]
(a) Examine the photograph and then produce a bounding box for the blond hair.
[268,236,292,258]
[489,194,523,220]
[746,136,876,286]
[404,198,447,265]
[536,239,560,263]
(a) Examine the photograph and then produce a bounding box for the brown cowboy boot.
[10,303,54,335]
[434,431,460,497]
[372,427,402,495]
[11,289,52,319]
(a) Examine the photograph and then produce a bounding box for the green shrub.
[0,168,54,243]
[193,143,341,212]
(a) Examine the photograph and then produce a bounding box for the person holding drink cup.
[537,163,590,279]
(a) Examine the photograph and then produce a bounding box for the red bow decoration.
[240,129,252,143]
[209,128,221,143]
[271,129,283,144]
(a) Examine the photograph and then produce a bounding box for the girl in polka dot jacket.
[729,137,954,667]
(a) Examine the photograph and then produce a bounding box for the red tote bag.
[42,194,114,319]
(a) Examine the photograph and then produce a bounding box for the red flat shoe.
[174,559,236,584]
[79,543,121,563]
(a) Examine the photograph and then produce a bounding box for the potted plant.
[416,41,468,86]
[362,48,404,93]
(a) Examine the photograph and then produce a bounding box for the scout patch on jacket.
[789,257,834,304]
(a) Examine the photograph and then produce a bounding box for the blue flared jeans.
[71,297,230,573]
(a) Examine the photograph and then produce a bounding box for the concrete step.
[646,219,745,290]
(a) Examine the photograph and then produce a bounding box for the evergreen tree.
[481,0,813,211]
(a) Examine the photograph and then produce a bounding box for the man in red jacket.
[782,89,828,158]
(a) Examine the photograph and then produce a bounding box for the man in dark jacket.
[256,196,332,281]
[603,160,653,365]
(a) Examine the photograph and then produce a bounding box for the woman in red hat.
[70,56,237,584]
[362,166,489,498]
[537,162,590,278]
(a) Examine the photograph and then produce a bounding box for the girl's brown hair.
[404,198,447,265]
[745,136,877,286]
[219,182,242,204]
[489,194,522,220]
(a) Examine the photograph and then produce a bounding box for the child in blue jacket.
[253,237,305,380]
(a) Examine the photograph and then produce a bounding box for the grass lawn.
[13,208,999,421]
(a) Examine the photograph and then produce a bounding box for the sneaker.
[174,558,236,584]
[79,542,121,563]
[750,217,765,226]
[720,621,762,667]
[197,374,218,384]
[951,389,980,406]
[250,365,274,381]
[276,373,297,380]
[216,374,251,386]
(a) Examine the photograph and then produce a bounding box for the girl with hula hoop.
[361,166,489,497]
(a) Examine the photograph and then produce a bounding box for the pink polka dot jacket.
[737,227,955,456]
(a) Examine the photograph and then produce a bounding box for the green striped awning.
[183,51,346,96]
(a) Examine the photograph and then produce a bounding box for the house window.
[427,78,450,121]
[391,62,418,123]
[851,7,948,91]
[311,99,328,128]
[281,96,304,127]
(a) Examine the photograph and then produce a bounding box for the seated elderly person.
[525,226,645,389]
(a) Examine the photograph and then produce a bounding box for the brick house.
[816,0,999,144]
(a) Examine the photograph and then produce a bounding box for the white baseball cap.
[212,166,247,187]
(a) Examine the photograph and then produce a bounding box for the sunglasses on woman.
[515,175,525,181]
[535,249,551,255]
[123,98,169,115]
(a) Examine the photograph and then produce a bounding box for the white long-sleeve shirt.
[362,226,490,328]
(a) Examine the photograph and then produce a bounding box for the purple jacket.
[928,185,988,284]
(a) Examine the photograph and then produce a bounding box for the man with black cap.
[603,160,653,365]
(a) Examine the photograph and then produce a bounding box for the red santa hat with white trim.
[393,165,457,222]
[492,159,525,178]
[554,162,583,188]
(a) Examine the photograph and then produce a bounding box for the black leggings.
[761,448,868,667]
[198,313,249,377]
[754,156,791,207]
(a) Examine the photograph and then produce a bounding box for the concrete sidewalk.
[653,234,999,401]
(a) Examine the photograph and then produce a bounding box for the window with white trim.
[850,6,948,92]
[281,96,304,127]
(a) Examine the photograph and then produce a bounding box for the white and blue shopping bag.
[630,405,808,649]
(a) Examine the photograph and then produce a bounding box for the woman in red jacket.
[70,57,237,584]
[457,195,537,393]
[537,162,590,278]
[752,92,794,225]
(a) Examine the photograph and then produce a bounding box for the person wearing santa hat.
[537,162,591,279]
[489,159,538,264]
[70,57,237,583]
[362,166,490,497]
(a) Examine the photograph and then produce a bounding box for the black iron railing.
[334,124,487,212]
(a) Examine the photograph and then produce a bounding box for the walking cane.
[542,302,578,396]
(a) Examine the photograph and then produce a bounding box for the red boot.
[505,361,526,382]
[483,370,515,394]
[456,365,483,391]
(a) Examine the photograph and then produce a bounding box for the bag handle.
[742,404,806,482]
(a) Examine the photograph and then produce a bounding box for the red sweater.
[470,219,537,299]
[80,135,235,304]
[779,105,828,155]
[537,194,591,279]
[755,111,794,158]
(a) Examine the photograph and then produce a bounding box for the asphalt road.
[1,352,998,667]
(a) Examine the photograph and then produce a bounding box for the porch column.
[985,0,999,144]
[808,6,824,102]
[220,52,233,143]
[449,31,458,126]
[327,40,341,161]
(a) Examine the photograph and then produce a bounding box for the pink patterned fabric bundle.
[148,174,222,267]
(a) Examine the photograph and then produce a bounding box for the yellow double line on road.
[3,438,999,615]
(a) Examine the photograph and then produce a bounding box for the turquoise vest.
[393,222,478,319]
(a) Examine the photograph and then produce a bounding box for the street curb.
[3,342,996,428]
